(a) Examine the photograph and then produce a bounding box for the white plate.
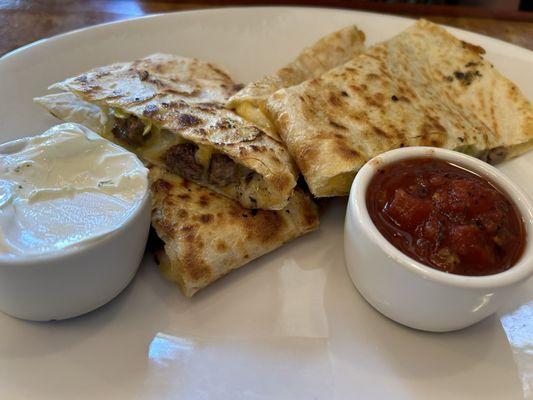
[0,7,532,400]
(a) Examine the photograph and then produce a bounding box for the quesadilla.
[34,85,320,297]
[265,20,533,197]
[35,54,297,210]
[150,166,319,297]
[228,25,366,141]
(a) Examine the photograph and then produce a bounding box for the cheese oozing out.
[103,109,275,209]
[0,123,148,258]
[235,102,278,138]
[33,93,286,209]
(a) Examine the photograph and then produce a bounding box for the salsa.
[366,158,525,276]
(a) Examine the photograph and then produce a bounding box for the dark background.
[1,0,532,57]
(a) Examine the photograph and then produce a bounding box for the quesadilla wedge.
[36,54,297,210]
[149,166,319,297]
[34,91,320,297]
[410,19,533,162]
[265,20,533,197]
[228,25,366,141]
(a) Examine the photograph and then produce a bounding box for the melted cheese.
[236,102,278,138]
[195,146,214,170]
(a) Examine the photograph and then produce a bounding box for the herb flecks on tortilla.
[265,19,533,197]
[37,54,298,210]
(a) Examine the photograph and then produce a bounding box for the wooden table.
[1,0,532,57]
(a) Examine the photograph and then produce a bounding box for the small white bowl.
[0,191,151,322]
[344,147,533,332]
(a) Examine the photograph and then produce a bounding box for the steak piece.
[111,114,150,146]
[208,154,241,186]
[164,143,204,181]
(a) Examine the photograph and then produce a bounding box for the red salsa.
[366,158,525,276]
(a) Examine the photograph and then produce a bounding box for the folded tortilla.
[150,166,319,297]
[265,20,533,197]
[34,88,319,297]
[227,25,366,140]
[36,54,297,210]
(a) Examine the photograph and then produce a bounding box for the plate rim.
[1,6,532,64]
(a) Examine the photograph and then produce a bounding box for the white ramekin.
[344,147,533,332]
[0,191,151,322]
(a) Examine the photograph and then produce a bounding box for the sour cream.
[0,123,148,257]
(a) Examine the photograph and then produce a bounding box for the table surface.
[1,0,533,57]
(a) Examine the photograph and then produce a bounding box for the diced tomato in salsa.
[386,189,432,231]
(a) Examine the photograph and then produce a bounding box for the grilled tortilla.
[265,20,533,197]
[410,20,533,162]
[34,92,319,297]
[150,166,319,297]
[36,54,297,210]
[228,25,366,141]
